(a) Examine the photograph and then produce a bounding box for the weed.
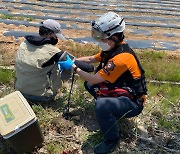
[0,14,13,19]
[0,69,15,85]
[26,17,34,22]
[146,83,180,109]
[144,83,179,133]
[70,79,95,113]
[59,40,100,57]
[139,50,165,59]
[146,83,160,97]
[46,142,63,153]
[0,149,3,154]
[0,14,34,21]
[0,46,180,153]
[32,105,59,131]
[82,131,103,148]
[139,51,180,82]
[158,117,179,132]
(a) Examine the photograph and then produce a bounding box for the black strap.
[120,44,145,74]
[96,45,120,72]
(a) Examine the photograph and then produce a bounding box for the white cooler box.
[0,91,44,153]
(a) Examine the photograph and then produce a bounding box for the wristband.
[74,66,78,73]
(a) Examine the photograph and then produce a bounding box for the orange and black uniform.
[95,44,141,83]
[84,42,147,141]
[94,41,147,102]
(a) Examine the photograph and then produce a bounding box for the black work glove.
[74,60,94,73]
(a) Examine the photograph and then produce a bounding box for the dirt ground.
[0,0,180,154]
[0,22,179,67]
[0,0,180,65]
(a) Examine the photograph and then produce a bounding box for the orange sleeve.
[94,52,102,62]
[97,53,141,83]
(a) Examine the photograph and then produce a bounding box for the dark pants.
[84,82,143,140]
[22,93,56,103]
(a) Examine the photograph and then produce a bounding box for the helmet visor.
[91,28,108,41]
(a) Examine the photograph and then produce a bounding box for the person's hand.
[58,55,74,70]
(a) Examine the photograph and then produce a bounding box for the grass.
[0,68,15,85]
[0,48,179,153]
[146,83,180,132]
[158,117,179,132]
[147,83,180,106]
[0,14,34,21]
[46,142,63,153]
[82,131,103,148]
[59,41,180,82]
[139,51,180,82]
[0,47,13,66]
[59,40,101,57]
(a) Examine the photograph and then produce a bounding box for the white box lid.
[0,91,36,136]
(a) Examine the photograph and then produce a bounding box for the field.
[0,0,180,154]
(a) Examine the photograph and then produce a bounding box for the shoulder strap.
[96,45,122,72]
[120,44,145,74]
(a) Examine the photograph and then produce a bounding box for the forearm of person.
[42,51,63,67]
[72,64,104,85]
[76,56,96,63]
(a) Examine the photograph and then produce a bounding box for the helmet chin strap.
[109,33,124,49]
[109,38,120,50]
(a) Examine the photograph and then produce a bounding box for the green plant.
[0,69,15,85]
[32,105,58,130]
[158,117,179,132]
[146,83,180,110]
[0,149,3,154]
[70,79,95,113]
[138,51,180,82]
[82,131,103,148]
[60,40,100,57]
[26,17,34,21]
[0,14,34,21]
[46,142,63,153]
[139,51,165,60]
[0,14,13,19]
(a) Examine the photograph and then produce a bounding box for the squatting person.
[15,19,68,103]
[15,19,93,103]
[58,12,147,154]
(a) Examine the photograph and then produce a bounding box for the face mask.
[50,37,58,45]
[98,42,111,51]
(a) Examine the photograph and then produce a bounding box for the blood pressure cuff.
[42,51,94,72]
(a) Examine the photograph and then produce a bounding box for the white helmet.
[92,12,125,40]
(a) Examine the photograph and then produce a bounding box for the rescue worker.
[58,12,147,154]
